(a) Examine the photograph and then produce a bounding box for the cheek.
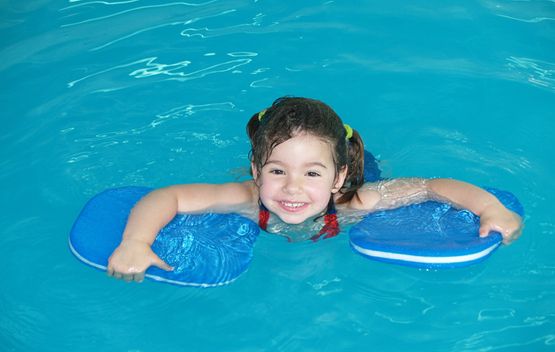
[305,180,334,199]
[257,177,277,198]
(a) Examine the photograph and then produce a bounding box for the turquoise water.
[2,1,555,351]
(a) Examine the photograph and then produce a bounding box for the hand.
[107,239,173,283]
[479,204,523,245]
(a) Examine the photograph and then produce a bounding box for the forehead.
[267,133,335,165]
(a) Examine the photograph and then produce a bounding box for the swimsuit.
[258,198,340,241]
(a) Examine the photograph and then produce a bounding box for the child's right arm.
[107,182,256,282]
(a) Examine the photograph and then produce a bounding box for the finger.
[107,267,115,277]
[478,224,491,237]
[133,272,145,283]
[503,228,522,245]
[113,272,123,280]
[152,257,173,272]
[503,233,515,244]
[480,223,506,238]
[122,273,134,282]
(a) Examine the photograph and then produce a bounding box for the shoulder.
[221,180,259,203]
[339,182,382,211]
[340,178,435,212]
[208,180,256,194]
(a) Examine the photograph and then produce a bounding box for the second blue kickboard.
[354,150,524,268]
[349,187,524,268]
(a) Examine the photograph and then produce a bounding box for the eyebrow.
[265,160,328,169]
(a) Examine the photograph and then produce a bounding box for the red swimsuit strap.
[258,201,270,230]
[310,198,340,242]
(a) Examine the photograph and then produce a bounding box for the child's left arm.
[427,179,523,244]
[352,178,523,244]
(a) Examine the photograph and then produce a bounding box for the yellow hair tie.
[344,124,353,140]
[258,109,267,121]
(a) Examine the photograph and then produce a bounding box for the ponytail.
[246,110,266,176]
[336,128,365,204]
[246,111,261,145]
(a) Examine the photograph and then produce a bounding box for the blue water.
[1,1,554,351]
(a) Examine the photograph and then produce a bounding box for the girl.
[107,97,523,282]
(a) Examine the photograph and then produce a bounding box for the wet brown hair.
[246,97,365,204]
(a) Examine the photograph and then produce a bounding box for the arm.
[427,179,523,244]
[107,182,256,282]
[351,178,523,244]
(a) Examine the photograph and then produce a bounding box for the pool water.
[1,1,554,351]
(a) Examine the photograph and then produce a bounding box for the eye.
[307,171,321,177]
[269,169,285,175]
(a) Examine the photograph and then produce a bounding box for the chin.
[278,215,309,225]
[284,219,306,225]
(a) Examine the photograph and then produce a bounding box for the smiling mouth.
[279,201,308,212]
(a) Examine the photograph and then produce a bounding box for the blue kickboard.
[356,151,523,268]
[69,187,259,287]
[349,187,524,268]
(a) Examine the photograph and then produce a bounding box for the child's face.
[253,133,347,225]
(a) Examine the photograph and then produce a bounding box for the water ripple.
[0,1,249,72]
[249,77,272,88]
[60,1,217,27]
[391,127,537,181]
[307,277,343,296]
[157,101,235,120]
[477,308,516,321]
[69,101,235,145]
[92,7,235,51]
[338,54,555,94]
[167,58,252,81]
[481,0,555,23]
[67,56,252,88]
[63,0,141,10]
[452,312,555,351]
[506,56,555,91]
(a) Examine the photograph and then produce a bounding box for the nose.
[283,174,303,195]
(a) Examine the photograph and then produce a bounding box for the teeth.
[282,202,305,208]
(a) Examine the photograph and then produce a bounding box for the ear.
[331,166,348,193]
[251,162,259,182]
